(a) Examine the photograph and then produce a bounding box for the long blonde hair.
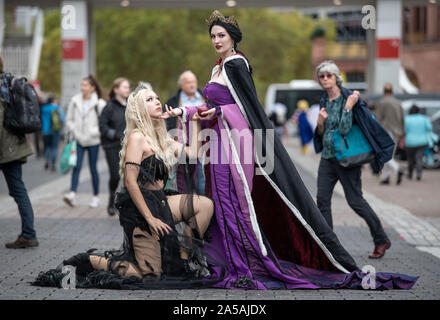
[119,89,176,183]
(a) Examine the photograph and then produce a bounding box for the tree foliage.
[38,8,334,104]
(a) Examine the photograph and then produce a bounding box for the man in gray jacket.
[0,62,38,248]
[375,83,404,185]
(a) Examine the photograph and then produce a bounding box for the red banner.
[376,38,400,59]
[62,39,84,60]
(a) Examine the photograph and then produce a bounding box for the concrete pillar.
[374,0,402,94]
[0,0,4,49]
[366,28,376,93]
[87,1,95,75]
[427,6,438,41]
[61,0,89,109]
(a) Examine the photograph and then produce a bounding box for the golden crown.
[205,10,238,28]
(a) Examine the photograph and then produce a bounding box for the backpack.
[51,108,62,132]
[3,74,42,135]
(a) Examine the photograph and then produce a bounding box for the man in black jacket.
[164,71,205,132]
[99,78,130,216]
[164,71,206,194]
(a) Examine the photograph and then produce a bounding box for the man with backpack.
[0,55,39,248]
[41,94,65,172]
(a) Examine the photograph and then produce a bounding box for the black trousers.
[406,145,426,179]
[317,158,389,246]
[104,146,121,206]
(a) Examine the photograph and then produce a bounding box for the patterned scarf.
[0,72,11,104]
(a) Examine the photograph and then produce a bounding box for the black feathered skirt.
[32,187,226,290]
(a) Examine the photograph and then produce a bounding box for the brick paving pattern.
[1,140,439,300]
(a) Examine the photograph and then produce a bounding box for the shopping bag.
[332,124,375,168]
[59,140,77,174]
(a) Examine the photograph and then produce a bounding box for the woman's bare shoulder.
[127,131,150,150]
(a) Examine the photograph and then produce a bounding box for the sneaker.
[63,192,76,207]
[380,178,390,185]
[5,235,39,249]
[89,196,100,208]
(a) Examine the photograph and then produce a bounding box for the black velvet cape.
[222,55,358,273]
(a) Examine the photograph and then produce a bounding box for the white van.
[264,80,366,118]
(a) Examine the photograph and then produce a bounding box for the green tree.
[38,9,61,96]
[38,8,335,105]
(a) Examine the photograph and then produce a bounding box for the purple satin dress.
[200,82,418,290]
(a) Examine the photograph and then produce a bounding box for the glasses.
[319,73,334,79]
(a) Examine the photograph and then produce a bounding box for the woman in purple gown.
[171,10,418,290]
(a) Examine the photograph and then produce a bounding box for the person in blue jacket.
[41,94,65,172]
[405,105,433,180]
[313,60,395,259]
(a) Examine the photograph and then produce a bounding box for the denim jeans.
[43,132,60,167]
[0,161,36,239]
[71,143,100,195]
[196,162,206,195]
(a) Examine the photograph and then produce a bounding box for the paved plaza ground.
[0,136,439,300]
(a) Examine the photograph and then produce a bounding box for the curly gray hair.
[316,60,343,87]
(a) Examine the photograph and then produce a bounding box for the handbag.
[332,104,375,168]
[59,134,77,174]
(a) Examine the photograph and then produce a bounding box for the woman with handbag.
[405,104,435,180]
[63,75,107,208]
[314,60,391,259]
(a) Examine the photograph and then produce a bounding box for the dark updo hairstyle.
[208,14,252,74]
[83,74,103,100]
[409,104,421,115]
[209,18,242,52]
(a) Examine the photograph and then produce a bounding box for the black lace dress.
[32,154,226,290]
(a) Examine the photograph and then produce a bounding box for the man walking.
[0,57,39,248]
[375,83,405,185]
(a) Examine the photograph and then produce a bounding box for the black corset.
[139,154,168,184]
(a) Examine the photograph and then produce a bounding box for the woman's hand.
[192,108,216,121]
[160,104,183,119]
[345,90,360,110]
[317,108,328,135]
[146,216,172,237]
[317,108,328,126]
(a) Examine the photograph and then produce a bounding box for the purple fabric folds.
[177,83,418,290]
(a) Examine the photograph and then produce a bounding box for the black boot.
[397,170,403,185]
[107,194,116,216]
[62,252,94,276]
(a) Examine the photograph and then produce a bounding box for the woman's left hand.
[346,91,360,110]
[160,104,182,119]
[192,108,216,121]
